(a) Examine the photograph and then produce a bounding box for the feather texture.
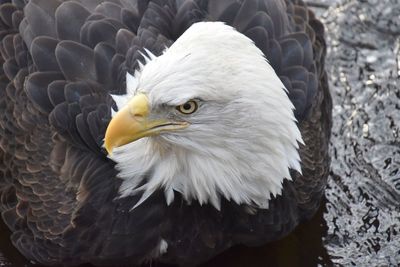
[0,0,331,266]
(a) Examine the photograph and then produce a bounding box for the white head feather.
[109,22,303,210]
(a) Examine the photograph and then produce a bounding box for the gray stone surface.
[320,0,400,265]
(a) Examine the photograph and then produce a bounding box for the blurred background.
[1,0,399,266]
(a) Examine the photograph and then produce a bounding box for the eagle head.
[104,22,303,210]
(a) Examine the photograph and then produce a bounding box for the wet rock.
[322,0,400,265]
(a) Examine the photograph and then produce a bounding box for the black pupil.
[183,103,192,110]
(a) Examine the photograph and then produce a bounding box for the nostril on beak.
[133,112,145,120]
[130,108,147,121]
[132,110,142,117]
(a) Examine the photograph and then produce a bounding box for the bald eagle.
[0,0,331,266]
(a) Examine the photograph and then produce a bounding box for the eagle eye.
[176,100,198,114]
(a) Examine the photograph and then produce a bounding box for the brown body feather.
[0,0,331,265]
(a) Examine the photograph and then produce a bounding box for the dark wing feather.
[30,37,60,72]
[55,2,91,42]
[25,71,64,113]
[0,0,331,266]
[94,42,117,88]
[0,0,170,265]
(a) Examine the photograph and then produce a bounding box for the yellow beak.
[104,93,189,155]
